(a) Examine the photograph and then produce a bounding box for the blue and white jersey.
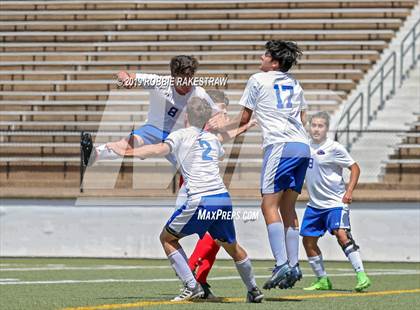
[135,73,218,133]
[165,126,227,199]
[306,138,356,209]
[238,71,309,148]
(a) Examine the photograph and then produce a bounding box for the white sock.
[95,144,121,160]
[177,247,189,263]
[285,227,300,266]
[267,222,288,266]
[308,255,327,277]
[168,250,197,289]
[235,257,257,291]
[347,251,365,273]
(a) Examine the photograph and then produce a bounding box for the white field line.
[0,270,419,286]
[1,264,417,273]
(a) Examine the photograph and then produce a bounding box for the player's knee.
[333,229,349,247]
[131,134,144,148]
[302,236,317,249]
[338,229,359,256]
[159,230,166,245]
[159,229,174,245]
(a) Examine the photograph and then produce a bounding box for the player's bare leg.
[217,240,263,303]
[332,229,371,291]
[303,236,332,290]
[159,229,204,301]
[303,236,321,257]
[94,134,144,162]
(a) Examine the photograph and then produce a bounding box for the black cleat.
[81,132,94,166]
[200,282,217,299]
[247,287,264,303]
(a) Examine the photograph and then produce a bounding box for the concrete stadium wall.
[0,200,418,262]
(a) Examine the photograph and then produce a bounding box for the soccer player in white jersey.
[208,40,310,290]
[110,97,264,303]
[81,55,218,166]
[301,111,371,292]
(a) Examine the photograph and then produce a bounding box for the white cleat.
[171,283,204,301]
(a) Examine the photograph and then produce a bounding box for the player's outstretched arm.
[342,163,361,204]
[209,107,253,132]
[109,143,170,159]
[218,119,257,143]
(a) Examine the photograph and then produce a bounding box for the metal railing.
[335,92,364,150]
[367,51,396,125]
[400,19,420,85]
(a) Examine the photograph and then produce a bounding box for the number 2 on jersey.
[274,84,294,109]
[199,140,212,160]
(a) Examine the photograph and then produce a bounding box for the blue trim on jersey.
[300,205,350,237]
[165,192,236,244]
[274,142,310,194]
[260,144,274,189]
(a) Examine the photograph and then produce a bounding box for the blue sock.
[267,222,288,267]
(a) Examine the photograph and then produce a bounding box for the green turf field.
[0,258,419,310]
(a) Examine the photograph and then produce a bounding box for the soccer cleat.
[200,282,217,300]
[278,263,303,289]
[80,132,94,166]
[263,262,291,290]
[303,276,332,291]
[172,283,204,301]
[246,287,264,303]
[355,271,371,292]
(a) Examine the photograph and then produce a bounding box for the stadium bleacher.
[382,117,420,183]
[0,0,418,196]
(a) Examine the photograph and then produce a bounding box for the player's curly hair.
[170,55,199,77]
[265,40,302,72]
[187,96,213,129]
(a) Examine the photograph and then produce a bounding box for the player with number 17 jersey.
[239,70,310,194]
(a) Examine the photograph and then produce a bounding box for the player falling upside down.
[109,97,264,302]
[301,112,371,292]
[81,55,219,166]
[186,89,256,299]
[208,40,310,290]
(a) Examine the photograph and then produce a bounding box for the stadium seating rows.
[0,0,418,193]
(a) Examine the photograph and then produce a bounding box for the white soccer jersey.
[135,73,218,132]
[305,138,356,209]
[165,126,227,199]
[239,71,309,148]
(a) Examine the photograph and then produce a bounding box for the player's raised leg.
[81,131,144,166]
